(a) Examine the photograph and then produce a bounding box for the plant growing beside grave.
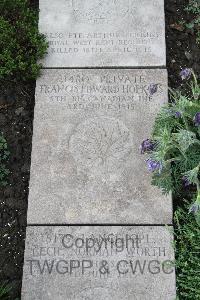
[141,70,200,223]
[0,0,48,82]
[184,0,200,45]
[0,282,12,300]
[0,281,19,300]
[174,203,200,299]
[0,133,10,186]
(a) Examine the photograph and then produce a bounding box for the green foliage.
[0,133,10,186]
[0,0,48,82]
[0,282,11,300]
[185,0,200,44]
[142,72,200,219]
[0,282,19,300]
[174,205,200,300]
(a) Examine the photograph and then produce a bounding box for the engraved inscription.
[72,0,130,24]
[46,31,159,57]
[22,227,176,299]
[39,72,157,111]
[69,117,133,173]
[26,230,174,278]
[27,70,170,224]
[39,0,165,66]
[24,225,175,300]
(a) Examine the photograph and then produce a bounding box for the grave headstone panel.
[22,226,176,300]
[27,69,172,224]
[22,0,175,298]
[39,0,166,67]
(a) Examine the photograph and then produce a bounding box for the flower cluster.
[148,84,158,96]
[140,139,162,173]
[180,68,192,80]
[146,159,162,173]
[194,112,200,126]
[140,70,200,221]
[140,139,155,154]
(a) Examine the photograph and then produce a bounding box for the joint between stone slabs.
[41,66,167,70]
[27,224,174,227]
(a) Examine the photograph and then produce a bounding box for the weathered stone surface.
[21,226,176,300]
[39,0,166,67]
[27,69,172,224]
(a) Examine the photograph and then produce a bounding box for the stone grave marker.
[22,0,176,298]
[22,226,176,300]
[39,0,166,67]
[27,69,172,224]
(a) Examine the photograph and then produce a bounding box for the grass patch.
[174,204,200,299]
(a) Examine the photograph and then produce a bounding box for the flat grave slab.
[39,0,166,67]
[27,69,172,224]
[22,226,176,300]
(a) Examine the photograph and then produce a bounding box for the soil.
[166,0,200,88]
[0,0,200,299]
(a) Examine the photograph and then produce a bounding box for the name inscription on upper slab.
[39,0,166,67]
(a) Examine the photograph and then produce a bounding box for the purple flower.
[182,176,190,187]
[140,139,155,154]
[189,202,200,214]
[146,159,162,173]
[148,84,158,96]
[175,111,182,118]
[194,112,200,126]
[180,68,192,80]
